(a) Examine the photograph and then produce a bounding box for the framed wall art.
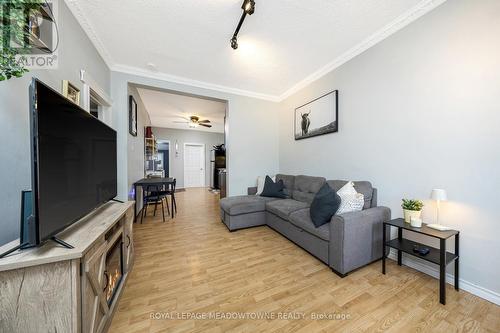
[294,90,338,140]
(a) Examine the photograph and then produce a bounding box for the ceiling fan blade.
[198,119,211,123]
[199,123,212,128]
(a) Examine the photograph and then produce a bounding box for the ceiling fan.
[174,116,212,128]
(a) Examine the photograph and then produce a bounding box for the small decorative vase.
[403,209,421,223]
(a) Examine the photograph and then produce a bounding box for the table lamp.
[427,189,449,231]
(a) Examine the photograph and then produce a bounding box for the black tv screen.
[30,79,117,244]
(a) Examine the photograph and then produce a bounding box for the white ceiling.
[66,0,446,100]
[136,88,226,133]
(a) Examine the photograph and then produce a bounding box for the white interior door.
[184,143,205,188]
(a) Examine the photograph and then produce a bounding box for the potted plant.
[401,199,424,223]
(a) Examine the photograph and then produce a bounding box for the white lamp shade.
[431,189,447,201]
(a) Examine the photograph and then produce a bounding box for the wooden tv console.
[0,201,135,333]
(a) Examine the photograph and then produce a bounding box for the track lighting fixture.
[230,36,238,50]
[230,0,256,50]
[242,0,255,15]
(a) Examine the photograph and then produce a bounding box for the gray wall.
[127,86,151,213]
[0,0,110,246]
[152,127,225,188]
[110,71,280,202]
[278,0,500,296]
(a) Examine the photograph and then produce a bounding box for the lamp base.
[426,224,452,231]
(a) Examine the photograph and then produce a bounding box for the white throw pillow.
[336,181,364,214]
[256,175,275,195]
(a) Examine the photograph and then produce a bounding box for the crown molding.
[111,64,280,102]
[66,0,447,103]
[64,0,114,69]
[278,0,448,101]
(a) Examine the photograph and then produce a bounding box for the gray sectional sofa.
[220,174,391,276]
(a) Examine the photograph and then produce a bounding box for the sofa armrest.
[248,187,258,195]
[329,206,391,275]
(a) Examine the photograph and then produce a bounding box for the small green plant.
[401,199,424,211]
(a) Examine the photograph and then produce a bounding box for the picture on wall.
[62,80,80,105]
[294,90,338,140]
[129,95,138,136]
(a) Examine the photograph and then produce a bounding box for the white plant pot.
[403,209,422,223]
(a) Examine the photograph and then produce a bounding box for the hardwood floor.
[109,188,500,333]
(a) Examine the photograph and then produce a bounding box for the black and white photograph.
[294,90,338,140]
[129,95,138,136]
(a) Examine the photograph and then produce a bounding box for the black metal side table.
[382,218,460,305]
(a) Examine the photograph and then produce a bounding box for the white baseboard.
[387,249,500,305]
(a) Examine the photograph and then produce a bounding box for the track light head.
[230,36,238,50]
[242,0,255,15]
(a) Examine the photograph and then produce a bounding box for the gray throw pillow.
[260,176,287,199]
[310,183,341,227]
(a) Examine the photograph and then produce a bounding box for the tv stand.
[0,201,135,333]
[50,236,74,249]
[111,198,125,203]
[0,242,30,259]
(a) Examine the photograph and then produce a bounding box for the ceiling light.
[230,0,256,50]
[230,36,238,50]
[242,0,255,15]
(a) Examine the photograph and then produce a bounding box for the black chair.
[164,179,177,218]
[140,185,168,223]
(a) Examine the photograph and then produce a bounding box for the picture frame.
[129,95,138,137]
[62,80,80,105]
[294,90,338,140]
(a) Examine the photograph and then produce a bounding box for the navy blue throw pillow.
[260,176,287,199]
[310,183,341,227]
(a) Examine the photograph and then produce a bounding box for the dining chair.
[165,179,177,218]
[141,184,167,223]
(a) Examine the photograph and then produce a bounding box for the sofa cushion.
[220,195,279,215]
[276,174,295,198]
[310,183,341,227]
[292,175,326,204]
[256,175,275,195]
[266,199,309,220]
[289,208,330,241]
[260,176,287,199]
[327,180,374,209]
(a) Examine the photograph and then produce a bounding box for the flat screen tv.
[29,78,117,246]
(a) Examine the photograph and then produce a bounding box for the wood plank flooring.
[108,188,500,333]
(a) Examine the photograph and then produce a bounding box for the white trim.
[64,0,114,68]
[279,0,448,100]
[80,70,112,106]
[65,0,448,102]
[183,143,206,188]
[80,69,113,126]
[387,250,500,305]
[111,64,280,102]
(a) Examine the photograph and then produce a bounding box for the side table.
[382,218,459,305]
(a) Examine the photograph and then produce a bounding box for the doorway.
[157,140,170,177]
[184,143,206,188]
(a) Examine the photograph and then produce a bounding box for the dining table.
[133,177,176,221]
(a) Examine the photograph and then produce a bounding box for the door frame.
[183,142,206,188]
[157,139,171,178]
